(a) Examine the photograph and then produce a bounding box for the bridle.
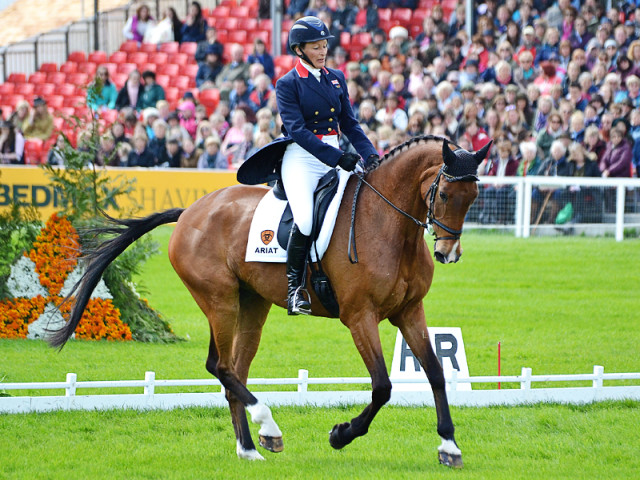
[348,166,474,264]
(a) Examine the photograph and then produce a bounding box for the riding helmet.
[288,16,334,51]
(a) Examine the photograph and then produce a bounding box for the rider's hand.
[338,152,360,171]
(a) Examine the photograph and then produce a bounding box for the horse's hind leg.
[391,303,463,468]
[204,288,282,461]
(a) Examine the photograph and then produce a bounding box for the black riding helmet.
[289,16,334,66]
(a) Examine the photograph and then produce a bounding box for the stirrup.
[289,287,311,315]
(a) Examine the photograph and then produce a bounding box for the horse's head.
[424,139,492,264]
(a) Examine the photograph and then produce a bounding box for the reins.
[348,166,462,264]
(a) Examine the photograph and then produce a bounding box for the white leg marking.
[236,440,265,461]
[446,241,460,264]
[438,438,462,456]
[247,402,283,438]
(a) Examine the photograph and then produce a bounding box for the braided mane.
[366,135,456,172]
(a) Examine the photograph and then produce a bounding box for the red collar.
[295,60,329,78]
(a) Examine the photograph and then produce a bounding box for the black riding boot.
[286,224,311,315]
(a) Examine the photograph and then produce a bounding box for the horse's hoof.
[439,451,464,469]
[329,422,351,450]
[259,435,284,453]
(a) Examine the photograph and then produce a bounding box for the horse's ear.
[442,139,456,167]
[474,140,493,164]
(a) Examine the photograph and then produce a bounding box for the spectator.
[536,111,565,158]
[181,1,208,43]
[180,135,202,168]
[479,138,520,224]
[286,0,310,20]
[247,38,275,79]
[531,139,570,223]
[148,119,169,165]
[351,0,378,34]
[177,100,197,139]
[127,133,156,167]
[533,59,562,96]
[88,65,118,111]
[517,140,541,176]
[96,133,117,166]
[215,43,250,99]
[513,50,537,91]
[195,27,224,65]
[562,141,603,222]
[332,0,358,38]
[115,70,143,111]
[114,142,131,167]
[196,45,224,90]
[600,126,632,177]
[197,135,226,169]
[0,120,24,164]
[8,100,30,132]
[228,78,253,116]
[220,109,249,159]
[248,74,273,113]
[139,71,165,110]
[145,7,182,44]
[375,92,408,131]
[22,97,53,141]
[122,3,155,43]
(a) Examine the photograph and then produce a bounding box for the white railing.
[474,176,640,241]
[1,366,639,414]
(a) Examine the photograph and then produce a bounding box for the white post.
[593,365,604,389]
[523,180,533,238]
[449,369,458,392]
[297,369,308,393]
[66,373,77,397]
[520,367,532,390]
[144,371,155,396]
[515,178,524,238]
[615,185,625,242]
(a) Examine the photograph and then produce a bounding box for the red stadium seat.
[99,109,118,124]
[46,72,66,84]
[157,64,179,76]
[158,42,179,54]
[39,63,58,73]
[179,42,198,55]
[198,88,220,114]
[100,63,117,77]
[164,86,180,103]
[155,74,170,89]
[228,31,248,44]
[378,8,391,21]
[218,17,238,30]
[63,95,86,108]
[88,51,108,64]
[140,63,157,73]
[111,73,129,88]
[117,63,138,75]
[4,94,25,108]
[392,8,412,22]
[182,64,199,78]
[60,61,78,74]
[170,75,190,90]
[140,43,158,53]
[120,40,139,53]
[55,84,78,97]
[15,83,35,96]
[7,73,26,83]
[274,55,296,71]
[23,139,45,164]
[128,52,149,65]
[67,72,89,86]
[68,51,87,63]
[29,72,47,84]
[148,52,169,64]
[168,53,189,65]
[109,51,128,64]
[45,95,64,109]
[229,6,249,17]
[244,19,258,31]
[77,62,98,75]
[0,83,15,95]
[209,6,230,18]
[254,30,270,44]
[35,83,56,96]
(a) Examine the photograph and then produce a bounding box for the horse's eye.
[439,191,448,202]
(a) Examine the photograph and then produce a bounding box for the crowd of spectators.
[1,0,640,222]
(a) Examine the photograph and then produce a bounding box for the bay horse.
[50,135,491,468]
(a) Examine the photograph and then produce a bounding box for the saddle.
[274,170,341,317]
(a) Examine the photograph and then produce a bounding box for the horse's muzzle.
[434,241,461,264]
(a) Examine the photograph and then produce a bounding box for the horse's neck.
[367,148,441,220]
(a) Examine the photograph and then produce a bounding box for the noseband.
[348,166,475,263]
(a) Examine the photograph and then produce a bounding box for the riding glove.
[338,152,360,171]
[366,154,380,167]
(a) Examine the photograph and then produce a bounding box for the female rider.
[277,16,379,315]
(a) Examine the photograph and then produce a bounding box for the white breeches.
[280,135,339,236]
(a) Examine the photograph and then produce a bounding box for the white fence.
[473,176,640,241]
[1,366,639,414]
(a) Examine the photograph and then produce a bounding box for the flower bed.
[0,213,132,341]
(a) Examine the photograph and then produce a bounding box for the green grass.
[1,229,639,478]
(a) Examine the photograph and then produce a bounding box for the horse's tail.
[48,208,185,350]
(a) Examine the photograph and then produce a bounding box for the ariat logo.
[261,230,274,245]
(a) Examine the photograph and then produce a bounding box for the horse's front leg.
[330,312,391,449]
[390,302,463,468]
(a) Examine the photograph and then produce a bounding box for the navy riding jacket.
[276,61,377,168]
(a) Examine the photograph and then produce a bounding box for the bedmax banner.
[0,167,239,217]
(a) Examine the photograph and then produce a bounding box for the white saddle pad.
[245,170,352,263]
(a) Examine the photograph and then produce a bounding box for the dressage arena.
[1,226,638,479]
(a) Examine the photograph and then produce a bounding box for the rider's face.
[299,40,328,69]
